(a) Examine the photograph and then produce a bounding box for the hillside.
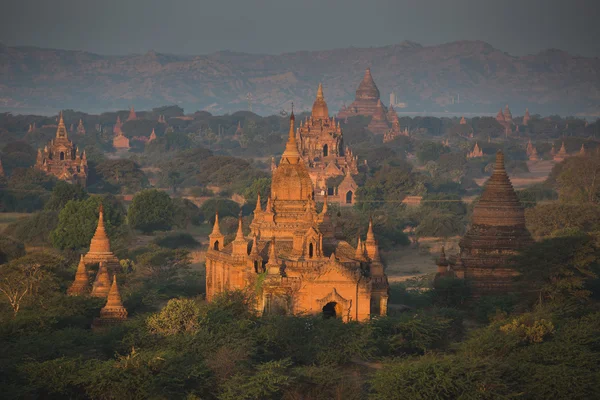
[1,40,599,116]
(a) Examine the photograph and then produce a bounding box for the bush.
[153,233,201,249]
[0,236,26,264]
[128,189,175,233]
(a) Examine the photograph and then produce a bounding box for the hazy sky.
[1,0,599,57]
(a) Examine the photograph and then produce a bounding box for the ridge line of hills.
[1,40,599,116]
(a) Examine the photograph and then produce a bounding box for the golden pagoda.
[206,113,389,321]
[84,204,120,272]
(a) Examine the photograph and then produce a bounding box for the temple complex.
[67,255,90,296]
[454,151,533,295]
[84,204,120,272]
[467,142,484,158]
[205,113,389,321]
[76,119,86,135]
[337,68,389,133]
[553,142,568,162]
[34,112,88,187]
[296,84,359,205]
[92,276,128,329]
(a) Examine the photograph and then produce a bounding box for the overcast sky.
[1,0,599,57]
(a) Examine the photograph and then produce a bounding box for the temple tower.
[457,151,533,295]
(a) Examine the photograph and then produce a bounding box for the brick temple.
[205,113,389,321]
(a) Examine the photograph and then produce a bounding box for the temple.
[523,108,531,126]
[127,106,137,121]
[92,276,128,328]
[84,204,120,271]
[496,105,513,136]
[296,84,359,205]
[337,68,390,134]
[454,151,533,295]
[205,113,389,321]
[34,112,88,186]
[467,142,484,158]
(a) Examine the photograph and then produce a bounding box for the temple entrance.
[328,187,334,196]
[323,144,328,157]
[60,152,65,160]
[213,241,220,250]
[322,302,337,319]
[346,191,353,204]
[309,243,314,258]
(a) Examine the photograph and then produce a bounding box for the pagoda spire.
[266,238,280,275]
[254,193,262,214]
[67,255,90,296]
[209,211,225,251]
[281,111,301,164]
[88,203,111,254]
[365,216,378,260]
[366,216,375,243]
[56,111,68,139]
[321,192,328,215]
[355,237,365,260]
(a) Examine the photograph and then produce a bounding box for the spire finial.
[211,211,222,235]
[235,212,244,240]
[255,193,262,213]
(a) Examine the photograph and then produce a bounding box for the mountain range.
[1,40,599,116]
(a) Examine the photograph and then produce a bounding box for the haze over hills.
[1,40,599,116]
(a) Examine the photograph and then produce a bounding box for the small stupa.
[91,262,111,297]
[67,255,91,296]
[84,204,120,271]
[92,275,128,328]
[553,142,568,162]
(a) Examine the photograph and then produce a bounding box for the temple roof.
[356,68,380,100]
[311,83,329,120]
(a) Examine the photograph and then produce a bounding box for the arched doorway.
[346,191,353,204]
[322,302,337,319]
[60,152,65,160]
[213,241,220,251]
[323,144,328,157]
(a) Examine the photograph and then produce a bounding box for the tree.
[50,196,125,250]
[44,181,88,211]
[136,246,190,284]
[147,298,201,336]
[0,254,59,316]
[95,159,149,193]
[0,236,25,264]
[556,154,600,204]
[128,189,175,233]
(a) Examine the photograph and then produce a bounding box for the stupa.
[91,262,111,297]
[92,276,128,328]
[553,142,568,162]
[523,108,531,126]
[67,255,90,296]
[83,204,120,271]
[206,113,389,321]
[455,151,533,295]
[127,106,137,121]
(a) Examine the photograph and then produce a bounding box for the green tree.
[95,159,149,193]
[128,189,175,233]
[0,236,25,264]
[44,181,88,211]
[147,298,201,336]
[556,154,600,204]
[50,196,125,250]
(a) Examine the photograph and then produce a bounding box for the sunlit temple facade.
[35,112,88,186]
[206,113,389,321]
